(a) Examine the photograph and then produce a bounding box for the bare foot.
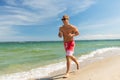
[63,73,69,78]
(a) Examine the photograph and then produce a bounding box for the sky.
[0,0,120,41]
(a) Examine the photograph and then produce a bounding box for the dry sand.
[39,55,120,80]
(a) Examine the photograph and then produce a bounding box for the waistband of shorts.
[64,40,74,43]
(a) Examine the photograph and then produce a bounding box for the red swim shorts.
[64,40,75,56]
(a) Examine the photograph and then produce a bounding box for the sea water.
[0,40,120,80]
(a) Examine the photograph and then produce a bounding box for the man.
[58,15,80,78]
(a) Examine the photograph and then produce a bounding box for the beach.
[40,55,120,80]
[0,40,120,80]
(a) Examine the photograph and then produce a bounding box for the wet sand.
[39,55,120,80]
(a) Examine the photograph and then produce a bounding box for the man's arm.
[74,28,79,36]
[58,28,63,38]
[69,26,79,37]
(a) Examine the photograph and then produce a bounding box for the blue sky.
[0,0,120,41]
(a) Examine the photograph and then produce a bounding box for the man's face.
[62,18,69,23]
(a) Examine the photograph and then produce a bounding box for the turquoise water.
[0,40,120,75]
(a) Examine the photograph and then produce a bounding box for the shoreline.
[0,47,120,80]
[39,55,120,80]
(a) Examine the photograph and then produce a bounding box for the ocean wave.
[78,47,120,62]
[0,47,120,80]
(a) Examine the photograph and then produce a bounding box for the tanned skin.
[58,16,80,78]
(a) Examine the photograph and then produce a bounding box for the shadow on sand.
[35,73,65,80]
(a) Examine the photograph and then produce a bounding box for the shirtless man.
[58,15,80,78]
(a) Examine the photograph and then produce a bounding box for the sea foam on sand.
[0,47,120,80]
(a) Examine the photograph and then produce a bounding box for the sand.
[39,55,120,80]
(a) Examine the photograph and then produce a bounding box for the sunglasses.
[61,18,68,21]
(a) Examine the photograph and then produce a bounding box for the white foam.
[78,47,120,62]
[0,62,66,80]
[0,47,120,80]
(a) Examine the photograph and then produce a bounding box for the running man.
[58,15,80,78]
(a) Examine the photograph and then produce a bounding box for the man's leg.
[70,56,80,70]
[64,56,71,77]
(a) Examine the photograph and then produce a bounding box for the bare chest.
[62,27,73,34]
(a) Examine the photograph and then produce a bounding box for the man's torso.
[60,25,77,42]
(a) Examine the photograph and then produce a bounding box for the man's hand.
[58,31,63,38]
[68,33,74,37]
[68,31,79,37]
